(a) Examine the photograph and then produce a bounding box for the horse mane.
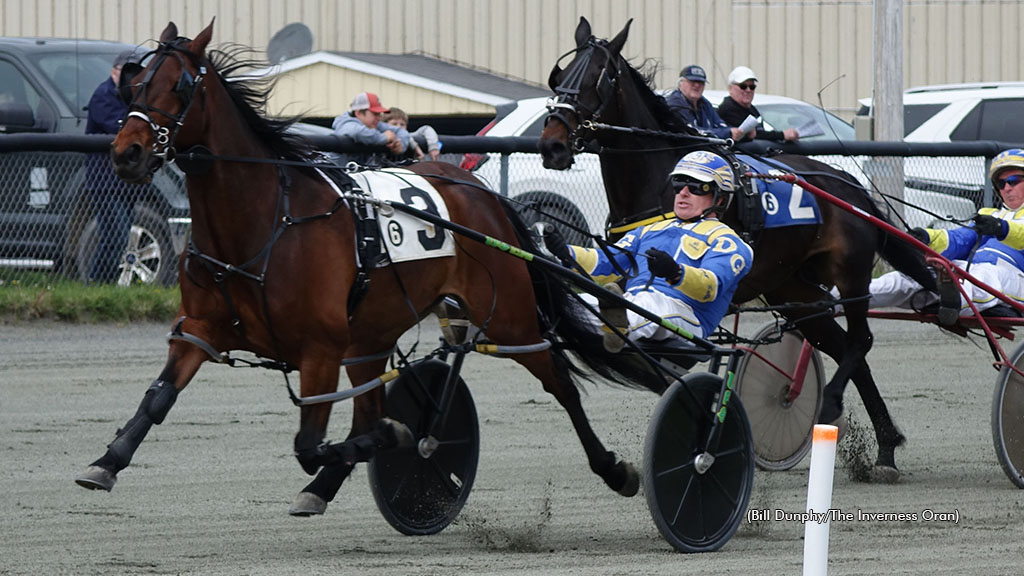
[205,43,315,161]
[625,56,695,135]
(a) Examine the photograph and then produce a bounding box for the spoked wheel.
[643,373,754,553]
[368,359,480,535]
[734,322,824,471]
[992,341,1024,488]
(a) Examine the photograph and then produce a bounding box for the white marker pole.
[802,424,839,576]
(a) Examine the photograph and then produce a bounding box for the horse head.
[112,20,215,184]
[539,17,632,170]
[539,17,706,235]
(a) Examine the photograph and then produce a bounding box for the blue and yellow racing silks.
[568,218,753,335]
[925,207,1024,269]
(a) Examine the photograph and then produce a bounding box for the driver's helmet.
[669,151,737,212]
[989,148,1024,188]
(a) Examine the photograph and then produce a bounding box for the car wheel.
[75,203,177,286]
[514,191,593,247]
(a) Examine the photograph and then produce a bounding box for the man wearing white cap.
[331,91,411,166]
[717,66,799,143]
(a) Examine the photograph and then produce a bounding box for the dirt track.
[2,316,1023,575]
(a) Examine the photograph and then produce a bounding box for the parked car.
[855,82,1024,225]
[0,37,190,285]
[461,93,949,241]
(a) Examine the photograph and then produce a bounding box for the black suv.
[0,37,189,285]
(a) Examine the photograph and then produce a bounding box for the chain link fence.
[0,135,1009,287]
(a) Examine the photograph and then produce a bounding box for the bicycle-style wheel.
[368,359,480,535]
[992,341,1024,488]
[734,322,824,470]
[643,373,754,553]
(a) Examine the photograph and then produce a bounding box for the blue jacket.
[85,77,126,135]
[664,89,733,139]
[928,206,1024,270]
[568,218,753,336]
[84,77,130,193]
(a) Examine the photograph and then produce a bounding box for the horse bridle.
[545,37,622,153]
[118,38,207,174]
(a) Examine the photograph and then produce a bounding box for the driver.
[544,150,753,352]
[847,148,1024,320]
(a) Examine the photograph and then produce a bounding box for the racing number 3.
[400,187,445,251]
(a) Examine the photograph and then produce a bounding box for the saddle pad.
[347,168,457,263]
[737,154,822,228]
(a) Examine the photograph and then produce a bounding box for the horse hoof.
[289,492,327,516]
[382,417,415,448]
[617,461,640,497]
[868,465,901,484]
[828,411,848,443]
[75,466,117,491]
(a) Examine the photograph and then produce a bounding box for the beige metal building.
[1,1,1022,121]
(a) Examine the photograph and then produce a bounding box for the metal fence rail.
[0,133,1017,287]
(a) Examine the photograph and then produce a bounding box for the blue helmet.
[990,148,1024,188]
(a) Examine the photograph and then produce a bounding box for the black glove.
[907,227,930,245]
[973,214,1009,240]
[645,248,682,284]
[542,225,573,265]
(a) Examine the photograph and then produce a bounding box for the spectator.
[664,64,749,141]
[382,107,441,161]
[84,49,141,284]
[331,92,411,166]
[717,66,799,143]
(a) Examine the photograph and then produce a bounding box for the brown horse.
[74,20,659,517]
[538,17,937,479]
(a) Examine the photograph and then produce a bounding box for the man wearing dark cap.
[84,49,142,283]
[664,64,747,141]
[331,91,411,166]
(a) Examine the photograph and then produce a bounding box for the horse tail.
[500,200,669,394]
[865,197,939,293]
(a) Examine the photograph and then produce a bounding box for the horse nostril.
[113,143,144,166]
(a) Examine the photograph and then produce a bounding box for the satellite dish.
[267,23,313,64]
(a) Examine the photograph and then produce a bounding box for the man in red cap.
[331,91,410,166]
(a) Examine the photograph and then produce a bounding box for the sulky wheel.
[643,373,754,553]
[368,358,480,535]
[992,341,1024,488]
[733,322,824,471]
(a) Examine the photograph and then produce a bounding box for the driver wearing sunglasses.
[717,66,799,143]
[540,151,753,352]
[845,148,1024,321]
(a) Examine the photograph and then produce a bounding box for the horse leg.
[776,287,905,479]
[75,338,209,491]
[290,355,411,516]
[512,348,639,496]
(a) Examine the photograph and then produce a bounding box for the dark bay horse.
[75,20,659,514]
[539,17,937,479]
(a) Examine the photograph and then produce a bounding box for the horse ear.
[574,17,592,47]
[159,22,178,43]
[607,19,632,54]
[189,18,216,56]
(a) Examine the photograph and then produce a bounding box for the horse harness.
[546,36,623,154]
[121,37,389,339]
[119,37,208,175]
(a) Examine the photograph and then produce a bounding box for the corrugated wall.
[2,0,1022,118]
[271,62,498,118]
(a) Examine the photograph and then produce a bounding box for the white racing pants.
[580,289,704,342]
[849,259,1024,315]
